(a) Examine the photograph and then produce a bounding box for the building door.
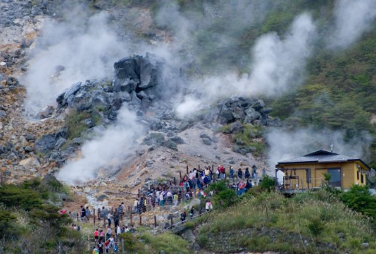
[328,168,341,187]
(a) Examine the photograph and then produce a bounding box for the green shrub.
[0,210,17,238]
[308,218,325,237]
[119,232,146,253]
[260,176,276,192]
[209,181,238,208]
[0,185,43,211]
[340,185,376,221]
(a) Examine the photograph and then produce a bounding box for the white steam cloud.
[23,12,128,116]
[330,0,376,49]
[176,13,316,118]
[266,127,372,170]
[57,107,144,184]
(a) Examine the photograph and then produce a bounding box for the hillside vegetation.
[192,184,376,254]
[0,178,85,254]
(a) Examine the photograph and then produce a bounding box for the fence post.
[93,209,96,225]
[139,215,142,226]
[130,210,133,227]
[154,216,157,228]
[170,217,173,229]
[186,165,189,175]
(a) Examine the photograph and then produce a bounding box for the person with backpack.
[98,241,104,254]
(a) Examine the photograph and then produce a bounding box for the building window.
[357,171,359,180]
[361,174,364,184]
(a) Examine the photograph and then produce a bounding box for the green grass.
[232,124,265,155]
[197,190,376,253]
[64,109,103,140]
[119,231,190,254]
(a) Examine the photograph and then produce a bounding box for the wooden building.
[275,150,370,191]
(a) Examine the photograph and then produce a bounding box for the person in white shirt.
[205,200,213,212]
[159,192,164,206]
[107,212,112,227]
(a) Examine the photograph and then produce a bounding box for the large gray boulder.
[35,134,57,154]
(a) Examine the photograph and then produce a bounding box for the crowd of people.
[67,164,265,253]
[91,223,136,254]
[131,164,264,213]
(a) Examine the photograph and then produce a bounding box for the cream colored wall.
[278,161,364,189]
[353,161,368,186]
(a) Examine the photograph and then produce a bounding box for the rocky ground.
[0,0,278,214]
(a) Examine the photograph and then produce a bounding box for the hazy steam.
[176,13,316,118]
[330,0,376,49]
[23,12,128,116]
[266,127,372,170]
[57,107,144,184]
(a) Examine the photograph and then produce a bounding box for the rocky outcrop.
[216,97,281,127]
[113,53,165,112]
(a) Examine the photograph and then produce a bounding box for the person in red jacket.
[94,229,99,243]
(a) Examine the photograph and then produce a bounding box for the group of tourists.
[130,164,263,215]
[69,164,265,253]
[91,203,136,254]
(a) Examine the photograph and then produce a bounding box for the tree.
[340,185,376,221]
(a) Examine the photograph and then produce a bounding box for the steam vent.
[1,0,376,253]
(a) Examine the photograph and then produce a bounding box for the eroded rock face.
[215,96,281,127]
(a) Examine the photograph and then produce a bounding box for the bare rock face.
[19,157,40,169]
[215,97,281,127]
